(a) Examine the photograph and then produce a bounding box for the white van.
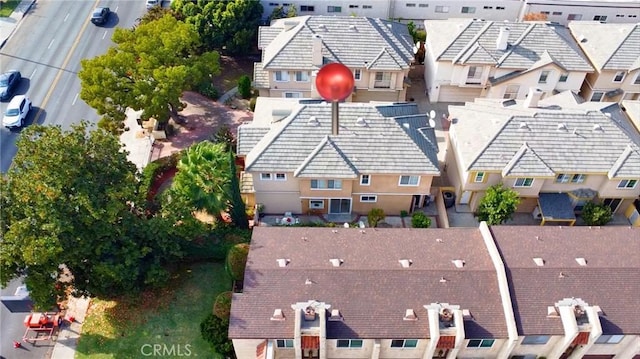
[146,0,160,9]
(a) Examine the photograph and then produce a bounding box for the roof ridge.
[262,21,308,68]
[497,22,536,67]
[294,136,358,177]
[602,24,639,70]
[436,19,476,61]
[467,115,513,171]
[607,144,635,179]
[501,142,553,177]
[452,21,493,64]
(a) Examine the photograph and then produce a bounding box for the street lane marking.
[30,69,37,78]
[72,93,79,105]
[64,13,70,22]
[115,6,118,11]
[47,39,55,49]
[102,31,107,40]
[34,0,102,124]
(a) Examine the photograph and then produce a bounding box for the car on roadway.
[3,95,32,129]
[0,71,21,101]
[91,7,111,25]
[146,0,161,9]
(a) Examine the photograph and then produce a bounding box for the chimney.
[496,27,510,50]
[524,88,544,108]
[312,34,323,67]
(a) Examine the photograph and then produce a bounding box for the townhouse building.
[423,19,593,103]
[236,98,440,216]
[229,225,640,359]
[254,16,414,103]
[445,90,640,223]
[568,22,640,103]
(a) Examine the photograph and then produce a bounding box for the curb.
[0,0,36,49]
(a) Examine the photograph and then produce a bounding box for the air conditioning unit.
[532,206,542,219]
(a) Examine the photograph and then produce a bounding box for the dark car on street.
[0,71,21,101]
[91,7,111,25]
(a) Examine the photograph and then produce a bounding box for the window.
[309,200,324,209]
[541,11,550,15]
[616,14,624,17]
[419,4,428,7]
[504,84,519,99]
[337,339,363,348]
[473,172,485,183]
[435,5,449,13]
[484,6,493,9]
[295,71,309,82]
[514,178,534,187]
[461,6,475,13]
[467,339,495,348]
[556,174,586,184]
[300,5,314,11]
[399,175,420,186]
[327,6,341,12]
[552,11,562,15]
[595,335,624,344]
[618,179,638,189]
[275,71,289,82]
[559,73,569,82]
[467,66,482,83]
[629,14,637,18]
[591,91,604,102]
[311,179,342,189]
[593,15,608,21]
[571,174,586,183]
[260,173,272,180]
[613,71,625,83]
[374,72,391,88]
[522,335,550,345]
[538,71,550,84]
[496,6,505,10]
[275,173,286,181]
[390,339,418,348]
[635,74,640,85]
[268,3,279,6]
[568,14,582,20]
[406,3,416,7]
[556,173,570,183]
[354,69,361,81]
[360,195,377,203]
[362,5,372,9]
[349,4,359,8]
[360,174,370,185]
[284,92,302,98]
[276,339,294,348]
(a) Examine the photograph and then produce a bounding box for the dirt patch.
[211,55,259,94]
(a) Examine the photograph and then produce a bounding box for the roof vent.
[519,122,529,130]
[349,25,357,31]
[572,128,578,135]
[592,124,603,132]
[404,309,418,321]
[355,117,367,126]
[578,35,587,43]
[307,116,320,126]
[329,258,344,267]
[547,306,560,317]
[436,238,443,243]
[271,309,285,321]
[332,229,338,233]
[439,276,447,283]
[276,258,290,267]
[559,271,566,278]
[462,309,473,320]
[305,278,314,285]
[533,257,545,266]
[399,259,413,268]
[502,99,517,107]
[575,257,587,266]
[328,309,343,321]
[318,24,326,30]
[452,259,465,268]
[557,123,567,131]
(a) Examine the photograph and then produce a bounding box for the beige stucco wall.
[457,338,507,358]
[508,335,564,358]
[324,339,375,359]
[233,339,267,359]
[586,335,640,356]
[376,339,429,358]
[352,193,415,214]
[503,177,547,197]
[597,178,640,199]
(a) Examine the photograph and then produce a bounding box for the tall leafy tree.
[477,183,521,225]
[0,124,182,309]
[79,14,220,133]
[227,150,248,229]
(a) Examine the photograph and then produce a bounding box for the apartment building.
[423,19,593,103]
[568,22,640,103]
[236,98,440,216]
[518,0,640,25]
[254,16,414,103]
[445,90,640,221]
[229,225,640,359]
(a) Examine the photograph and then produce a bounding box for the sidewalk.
[0,0,35,49]
[49,296,90,359]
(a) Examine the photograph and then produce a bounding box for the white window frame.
[538,71,550,84]
[399,175,420,186]
[276,339,294,348]
[461,6,475,13]
[274,71,289,82]
[390,339,418,348]
[514,178,534,187]
[309,200,324,209]
[473,172,485,183]
[522,335,550,345]
[559,72,569,82]
[311,179,342,190]
[617,179,637,189]
[260,173,272,180]
[591,91,604,102]
[327,5,341,12]
[284,92,302,98]
[595,335,624,344]
[360,195,377,203]
[467,339,495,348]
[353,69,361,81]
[435,5,449,13]
[275,173,287,181]
[295,71,309,82]
[503,84,519,99]
[556,173,571,183]
[571,174,586,183]
[613,71,625,83]
[374,72,391,88]
[337,339,363,348]
[467,66,482,84]
[360,174,370,185]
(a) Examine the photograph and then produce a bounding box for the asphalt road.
[0,0,146,173]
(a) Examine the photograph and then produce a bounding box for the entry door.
[603,198,622,213]
[459,191,473,205]
[329,199,351,214]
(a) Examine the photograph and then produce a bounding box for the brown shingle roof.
[490,226,640,335]
[229,227,508,339]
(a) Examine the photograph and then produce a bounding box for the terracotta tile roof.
[490,226,640,335]
[229,227,508,339]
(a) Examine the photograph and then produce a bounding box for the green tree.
[367,208,386,227]
[79,14,220,133]
[226,243,249,280]
[200,313,234,356]
[210,125,237,153]
[0,124,182,309]
[581,202,613,226]
[286,4,297,17]
[170,142,230,219]
[268,5,285,21]
[227,150,249,229]
[477,183,521,225]
[237,75,252,99]
[411,212,432,228]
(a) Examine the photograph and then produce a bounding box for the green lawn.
[76,261,231,359]
[0,0,22,18]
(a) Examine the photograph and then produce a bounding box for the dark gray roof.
[490,226,640,335]
[428,20,592,72]
[229,227,509,339]
[242,101,440,176]
[537,193,576,221]
[569,22,640,71]
[259,16,414,70]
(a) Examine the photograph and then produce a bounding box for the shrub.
[400,210,408,218]
[197,82,219,100]
[213,291,233,320]
[200,313,233,356]
[237,75,252,99]
[411,212,432,228]
[581,202,612,226]
[477,183,520,225]
[226,243,250,281]
[367,208,386,227]
[249,97,257,112]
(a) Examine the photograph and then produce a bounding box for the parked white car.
[3,95,32,129]
[146,0,160,9]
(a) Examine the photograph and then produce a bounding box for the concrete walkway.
[49,296,90,359]
[0,0,35,49]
